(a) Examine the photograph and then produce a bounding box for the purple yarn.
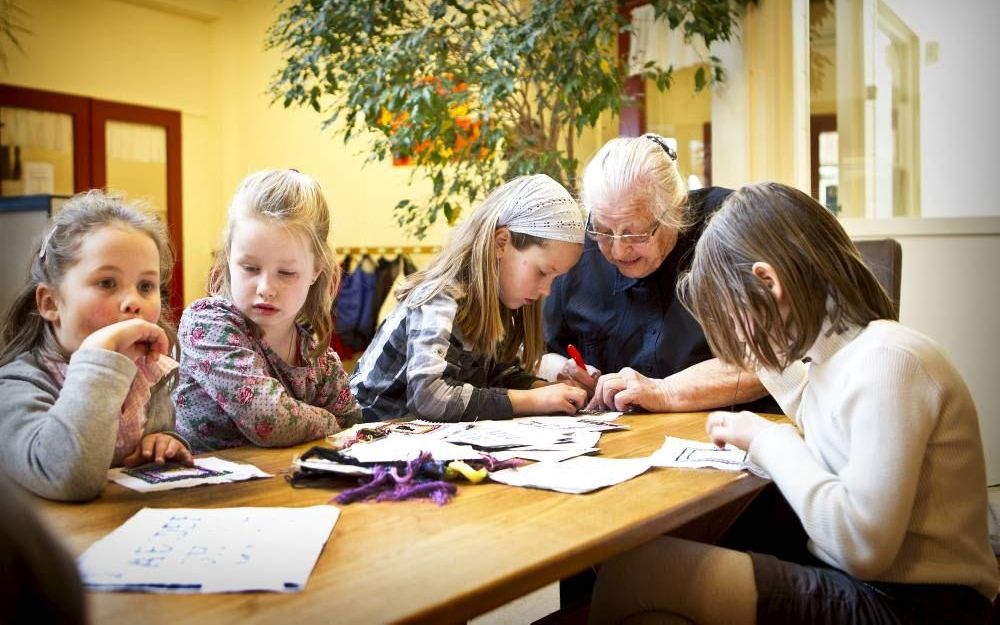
[334,452,456,506]
[375,481,457,505]
[472,455,526,472]
[334,469,394,505]
[331,451,527,506]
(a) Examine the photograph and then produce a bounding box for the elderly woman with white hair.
[543,134,777,415]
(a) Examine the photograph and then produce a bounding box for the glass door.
[808,0,921,217]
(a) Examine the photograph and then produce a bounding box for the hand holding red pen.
[557,344,601,397]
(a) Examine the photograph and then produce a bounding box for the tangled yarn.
[334,452,456,506]
[332,452,526,506]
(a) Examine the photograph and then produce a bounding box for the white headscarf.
[496,174,585,244]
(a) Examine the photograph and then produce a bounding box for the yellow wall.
[744,0,800,186]
[2,0,708,305]
[1,0,455,305]
[646,65,712,184]
[212,3,452,256]
[809,0,837,116]
[2,0,222,304]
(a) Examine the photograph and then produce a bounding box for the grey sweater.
[0,348,178,501]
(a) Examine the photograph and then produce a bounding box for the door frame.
[0,84,183,314]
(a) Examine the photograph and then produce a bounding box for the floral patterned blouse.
[173,297,361,452]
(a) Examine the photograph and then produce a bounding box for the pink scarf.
[42,353,179,466]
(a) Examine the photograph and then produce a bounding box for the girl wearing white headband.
[351,174,589,422]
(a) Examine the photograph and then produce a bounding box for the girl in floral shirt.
[174,170,360,451]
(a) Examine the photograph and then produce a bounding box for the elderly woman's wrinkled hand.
[586,367,673,412]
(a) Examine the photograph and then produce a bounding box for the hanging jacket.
[335,255,377,352]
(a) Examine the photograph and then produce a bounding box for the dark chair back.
[853,238,902,314]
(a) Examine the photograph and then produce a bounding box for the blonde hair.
[581,133,689,232]
[396,176,571,372]
[208,170,339,360]
[678,182,896,370]
[0,190,176,367]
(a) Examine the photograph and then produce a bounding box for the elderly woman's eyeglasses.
[585,216,662,246]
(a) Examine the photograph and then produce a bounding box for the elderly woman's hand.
[587,367,674,412]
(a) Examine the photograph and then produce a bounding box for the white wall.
[846,218,1000,485]
[881,0,1000,218]
[857,0,1000,481]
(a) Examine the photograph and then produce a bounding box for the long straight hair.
[396,178,549,372]
[207,170,339,360]
[0,190,177,368]
[678,182,896,370]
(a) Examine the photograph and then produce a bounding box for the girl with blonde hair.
[351,174,588,422]
[175,169,360,450]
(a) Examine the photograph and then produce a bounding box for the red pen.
[567,344,587,369]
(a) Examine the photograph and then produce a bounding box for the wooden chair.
[853,238,903,315]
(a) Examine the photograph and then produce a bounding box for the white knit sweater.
[751,319,999,599]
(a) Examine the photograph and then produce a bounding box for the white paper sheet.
[326,420,469,449]
[649,437,768,477]
[514,415,629,432]
[107,457,272,493]
[294,457,373,476]
[489,448,599,463]
[443,420,602,452]
[489,456,652,494]
[442,421,545,449]
[78,506,339,593]
[574,410,625,421]
[342,435,483,463]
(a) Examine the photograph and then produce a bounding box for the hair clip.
[288,168,300,173]
[645,134,678,161]
[38,227,56,259]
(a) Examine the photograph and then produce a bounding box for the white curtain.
[106,121,166,164]
[629,4,710,77]
[0,108,72,151]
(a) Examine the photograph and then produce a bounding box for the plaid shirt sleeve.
[351,291,515,422]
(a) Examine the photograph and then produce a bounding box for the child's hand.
[80,318,169,365]
[556,360,601,398]
[520,383,588,415]
[705,410,775,451]
[122,433,194,467]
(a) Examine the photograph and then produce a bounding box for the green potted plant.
[268,0,753,238]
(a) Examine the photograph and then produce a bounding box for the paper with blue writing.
[77,506,338,593]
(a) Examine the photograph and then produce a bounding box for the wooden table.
[31,412,775,624]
